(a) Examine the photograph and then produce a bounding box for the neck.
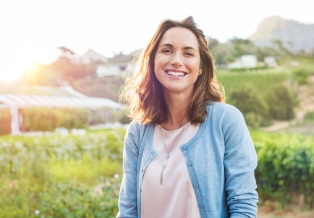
[162,91,191,130]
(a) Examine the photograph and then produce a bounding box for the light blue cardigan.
[117,102,258,218]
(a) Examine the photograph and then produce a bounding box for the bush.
[265,85,295,120]
[23,107,91,131]
[230,84,271,127]
[0,129,125,217]
[293,68,309,85]
[58,108,91,129]
[1,129,314,213]
[229,66,268,72]
[113,109,131,124]
[252,131,314,208]
[304,111,314,123]
[36,178,120,218]
[0,178,121,218]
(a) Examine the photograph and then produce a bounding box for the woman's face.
[154,27,202,96]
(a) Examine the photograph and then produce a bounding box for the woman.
[117,16,258,218]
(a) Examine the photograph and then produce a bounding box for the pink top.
[141,122,200,218]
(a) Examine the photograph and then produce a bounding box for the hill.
[249,16,314,53]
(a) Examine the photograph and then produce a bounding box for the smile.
[165,71,187,77]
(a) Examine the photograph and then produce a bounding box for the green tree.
[230,84,271,127]
[23,107,91,132]
[265,85,295,120]
[24,107,61,132]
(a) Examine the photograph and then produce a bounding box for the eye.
[162,49,172,54]
[184,52,194,56]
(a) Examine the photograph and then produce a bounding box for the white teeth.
[166,71,186,77]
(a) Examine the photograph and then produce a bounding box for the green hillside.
[217,70,293,101]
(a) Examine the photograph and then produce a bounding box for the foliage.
[217,70,290,101]
[0,178,121,218]
[209,37,293,66]
[251,131,314,209]
[230,84,271,127]
[0,129,125,175]
[228,66,268,72]
[265,85,295,120]
[119,114,132,124]
[58,108,91,129]
[1,129,314,214]
[220,70,298,125]
[23,107,60,132]
[23,107,91,131]
[112,109,132,124]
[36,178,120,218]
[293,68,310,85]
[0,129,125,217]
[304,111,314,123]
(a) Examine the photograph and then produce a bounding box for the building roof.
[0,85,76,97]
[0,85,122,109]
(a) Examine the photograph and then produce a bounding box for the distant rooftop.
[0,85,122,109]
[108,53,132,63]
[0,85,77,97]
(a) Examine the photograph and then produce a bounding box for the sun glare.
[0,61,37,83]
[0,48,58,83]
[0,64,25,83]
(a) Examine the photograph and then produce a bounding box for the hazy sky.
[1,0,314,81]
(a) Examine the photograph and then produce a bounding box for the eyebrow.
[160,43,197,51]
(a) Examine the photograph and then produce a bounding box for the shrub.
[304,111,314,123]
[293,68,309,85]
[113,109,131,124]
[251,131,314,208]
[1,129,314,213]
[58,108,91,129]
[0,130,125,217]
[218,71,288,101]
[23,107,60,132]
[36,178,120,218]
[0,178,121,218]
[265,85,295,120]
[230,84,271,127]
[23,107,91,131]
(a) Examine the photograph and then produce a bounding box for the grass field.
[216,69,293,101]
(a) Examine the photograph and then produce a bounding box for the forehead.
[159,27,199,49]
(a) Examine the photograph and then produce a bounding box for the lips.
[165,70,187,77]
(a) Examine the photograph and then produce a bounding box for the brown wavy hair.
[120,16,225,124]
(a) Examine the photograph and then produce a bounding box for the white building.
[264,56,277,67]
[96,50,141,77]
[0,85,122,135]
[228,55,258,69]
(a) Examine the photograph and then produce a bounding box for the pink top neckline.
[141,123,200,218]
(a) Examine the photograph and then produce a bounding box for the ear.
[198,69,202,76]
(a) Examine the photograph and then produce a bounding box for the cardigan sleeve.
[222,105,259,218]
[117,121,142,218]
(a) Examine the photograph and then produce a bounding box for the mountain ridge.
[249,16,314,53]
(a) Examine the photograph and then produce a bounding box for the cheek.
[154,56,167,74]
[189,60,201,72]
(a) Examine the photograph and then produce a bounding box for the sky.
[0,0,314,82]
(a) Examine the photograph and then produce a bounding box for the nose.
[170,52,183,67]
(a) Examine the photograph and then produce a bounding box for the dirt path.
[261,76,314,132]
[258,204,314,218]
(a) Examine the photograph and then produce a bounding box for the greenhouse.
[0,85,122,135]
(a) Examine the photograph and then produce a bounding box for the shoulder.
[125,120,150,148]
[207,102,244,120]
[126,120,143,134]
[126,120,146,138]
[205,102,246,131]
